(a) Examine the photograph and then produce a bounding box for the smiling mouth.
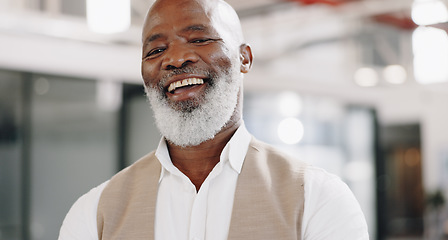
[167,78,205,93]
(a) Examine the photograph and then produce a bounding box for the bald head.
[143,0,244,49]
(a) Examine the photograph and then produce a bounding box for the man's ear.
[239,44,253,73]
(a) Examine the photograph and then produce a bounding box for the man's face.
[141,0,244,147]
[141,0,240,110]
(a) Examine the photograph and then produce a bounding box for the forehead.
[143,0,216,39]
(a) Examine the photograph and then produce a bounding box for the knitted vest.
[97,138,307,239]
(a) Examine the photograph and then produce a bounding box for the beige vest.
[97,138,307,239]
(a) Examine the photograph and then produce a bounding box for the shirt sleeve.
[58,181,109,240]
[301,166,369,240]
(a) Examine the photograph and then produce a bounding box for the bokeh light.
[277,118,304,145]
[354,67,378,87]
[383,65,407,85]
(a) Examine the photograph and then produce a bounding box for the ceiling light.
[412,0,448,26]
[354,67,378,87]
[383,65,407,85]
[413,26,448,84]
[86,0,131,34]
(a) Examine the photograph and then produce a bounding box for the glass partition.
[29,75,118,240]
[0,71,24,240]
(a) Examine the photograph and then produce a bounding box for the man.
[59,0,369,239]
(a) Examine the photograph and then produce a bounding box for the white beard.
[145,71,241,148]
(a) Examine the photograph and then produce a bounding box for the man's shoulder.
[59,180,109,239]
[247,138,308,169]
[247,138,348,185]
[114,151,158,177]
[102,150,160,193]
[301,166,369,239]
[96,151,160,238]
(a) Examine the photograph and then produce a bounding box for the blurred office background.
[1,0,448,239]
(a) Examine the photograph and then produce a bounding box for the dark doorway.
[377,124,424,240]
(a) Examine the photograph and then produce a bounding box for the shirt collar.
[155,122,252,181]
[225,123,251,174]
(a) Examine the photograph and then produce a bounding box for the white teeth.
[168,78,204,92]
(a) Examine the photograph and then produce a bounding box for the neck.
[167,119,241,192]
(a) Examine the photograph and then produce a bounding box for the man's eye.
[146,48,165,58]
[191,39,213,44]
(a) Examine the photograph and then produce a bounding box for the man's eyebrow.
[145,33,164,45]
[182,24,210,33]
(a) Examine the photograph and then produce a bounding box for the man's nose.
[162,43,199,70]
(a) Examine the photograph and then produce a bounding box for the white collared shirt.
[59,124,369,240]
[154,124,251,240]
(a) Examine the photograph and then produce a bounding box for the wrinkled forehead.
[142,0,243,46]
